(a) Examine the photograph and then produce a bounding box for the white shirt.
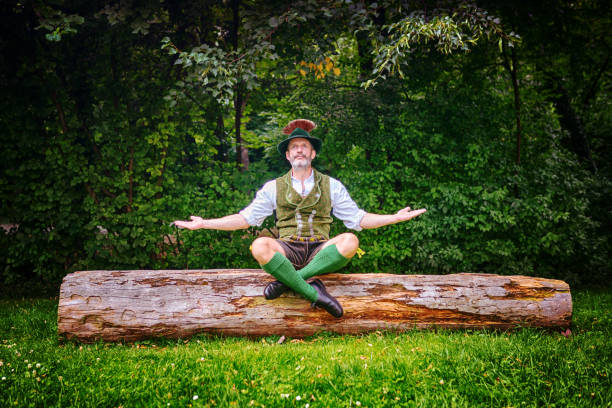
[239,171,366,231]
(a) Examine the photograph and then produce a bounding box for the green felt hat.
[277,128,323,155]
[277,119,322,155]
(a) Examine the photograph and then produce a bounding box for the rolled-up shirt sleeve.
[239,180,276,227]
[330,178,366,231]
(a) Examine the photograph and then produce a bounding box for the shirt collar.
[290,168,314,183]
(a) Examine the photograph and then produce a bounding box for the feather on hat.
[282,119,317,135]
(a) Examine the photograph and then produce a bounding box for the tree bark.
[231,0,249,171]
[549,78,597,173]
[234,87,249,170]
[501,41,523,197]
[51,90,68,134]
[215,108,228,162]
[127,145,134,213]
[58,270,572,343]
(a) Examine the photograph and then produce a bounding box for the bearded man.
[173,119,426,318]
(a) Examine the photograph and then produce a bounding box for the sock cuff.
[319,244,349,263]
[263,252,289,272]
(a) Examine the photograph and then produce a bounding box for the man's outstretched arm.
[172,214,250,231]
[360,207,426,230]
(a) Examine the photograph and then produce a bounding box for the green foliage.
[1,291,611,406]
[289,56,608,285]
[161,162,273,270]
[0,0,610,286]
[364,4,520,88]
[35,5,85,42]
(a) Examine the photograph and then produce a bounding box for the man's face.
[286,138,316,170]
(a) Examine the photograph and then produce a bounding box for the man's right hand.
[172,216,204,230]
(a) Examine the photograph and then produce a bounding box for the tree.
[0,1,609,286]
[480,0,610,174]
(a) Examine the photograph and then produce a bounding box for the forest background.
[1,0,610,289]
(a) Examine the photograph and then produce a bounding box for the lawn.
[0,288,610,407]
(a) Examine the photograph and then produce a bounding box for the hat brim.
[277,135,322,156]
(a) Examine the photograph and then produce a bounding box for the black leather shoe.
[264,280,288,300]
[310,279,343,318]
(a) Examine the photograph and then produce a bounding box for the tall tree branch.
[581,52,610,110]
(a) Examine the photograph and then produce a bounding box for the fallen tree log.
[57,270,571,342]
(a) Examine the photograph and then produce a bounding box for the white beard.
[289,156,311,170]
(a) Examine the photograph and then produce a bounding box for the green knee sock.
[262,252,318,302]
[298,244,350,280]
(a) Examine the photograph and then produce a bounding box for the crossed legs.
[251,234,359,318]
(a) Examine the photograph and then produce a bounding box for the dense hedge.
[2,76,608,287]
[1,2,610,288]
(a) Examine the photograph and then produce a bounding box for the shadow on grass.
[0,280,61,300]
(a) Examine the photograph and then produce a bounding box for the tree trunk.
[58,270,572,343]
[234,87,249,170]
[549,79,597,173]
[231,0,249,171]
[501,40,523,197]
[215,108,228,162]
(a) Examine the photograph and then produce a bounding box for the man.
[173,119,426,318]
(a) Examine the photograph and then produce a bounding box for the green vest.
[276,169,333,241]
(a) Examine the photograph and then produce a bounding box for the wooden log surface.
[57,270,572,342]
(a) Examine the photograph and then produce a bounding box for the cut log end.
[57,270,572,343]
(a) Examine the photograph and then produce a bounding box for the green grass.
[1,290,610,407]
